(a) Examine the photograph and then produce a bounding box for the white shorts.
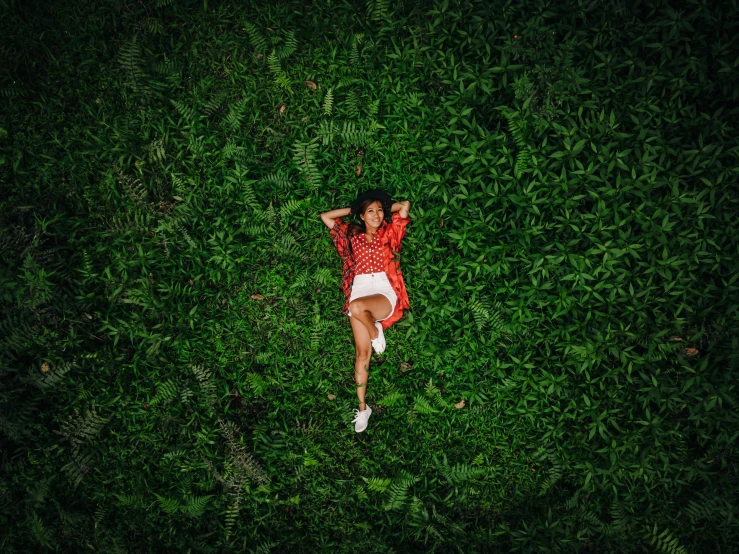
[346,272,397,321]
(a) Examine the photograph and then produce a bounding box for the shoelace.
[351,408,369,423]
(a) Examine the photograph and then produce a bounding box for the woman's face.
[361,201,384,230]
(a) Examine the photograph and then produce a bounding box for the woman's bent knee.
[355,351,372,365]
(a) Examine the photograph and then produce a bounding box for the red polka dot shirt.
[351,231,385,275]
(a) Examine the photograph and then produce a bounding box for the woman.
[320,189,411,433]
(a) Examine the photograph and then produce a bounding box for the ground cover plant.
[1,0,738,551]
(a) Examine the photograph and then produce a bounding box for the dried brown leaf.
[304,80,317,91]
[455,399,465,409]
[681,347,699,358]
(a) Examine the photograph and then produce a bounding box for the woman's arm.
[392,201,411,218]
[320,207,352,230]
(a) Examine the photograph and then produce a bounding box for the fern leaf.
[203,90,228,116]
[151,56,183,76]
[515,147,532,177]
[245,373,268,396]
[243,22,267,56]
[224,498,240,540]
[322,88,334,116]
[267,49,282,75]
[243,222,269,237]
[181,494,213,517]
[224,101,249,130]
[355,485,368,501]
[367,0,390,21]
[150,378,179,407]
[313,267,334,287]
[162,449,187,460]
[32,360,75,389]
[424,379,452,409]
[350,33,365,66]
[0,84,26,98]
[114,493,145,507]
[292,138,322,188]
[277,29,298,60]
[310,320,331,350]
[56,404,109,447]
[61,447,95,489]
[642,524,688,554]
[274,235,306,260]
[144,17,164,35]
[367,98,380,117]
[345,90,360,118]
[119,34,150,97]
[414,395,439,415]
[154,494,180,514]
[363,476,391,493]
[238,178,262,213]
[260,170,292,192]
[170,99,196,123]
[684,491,723,524]
[278,198,304,220]
[318,120,335,146]
[340,120,368,146]
[274,73,292,92]
[383,482,410,511]
[469,297,490,331]
[29,512,54,549]
[378,390,405,407]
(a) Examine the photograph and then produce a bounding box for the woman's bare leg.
[349,314,372,411]
[349,295,392,340]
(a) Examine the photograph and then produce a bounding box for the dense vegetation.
[1,0,738,551]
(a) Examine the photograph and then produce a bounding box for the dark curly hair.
[346,197,389,238]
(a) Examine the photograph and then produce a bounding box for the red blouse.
[329,212,411,330]
[351,229,385,275]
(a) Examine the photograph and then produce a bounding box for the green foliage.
[292,137,322,188]
[1,0,738,552]
[242,22,267,56]
[322,87,334,116]
[643,524,689,554]
[119,33,151,98]
[501,107,534,177]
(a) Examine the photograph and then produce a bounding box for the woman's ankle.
[358,402,366,411]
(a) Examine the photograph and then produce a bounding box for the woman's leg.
[349,294,392,340]
[349,314,372,411]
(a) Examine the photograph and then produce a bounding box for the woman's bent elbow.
[320,215,334,230]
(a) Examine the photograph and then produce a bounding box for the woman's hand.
[398,200,410,218]
[320,207,352,229]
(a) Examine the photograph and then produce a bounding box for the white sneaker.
[352,405,373,433]
[371,321,386,354]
